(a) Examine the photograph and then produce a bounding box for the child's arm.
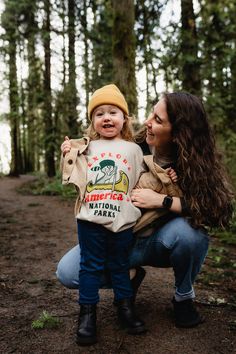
[61,136,72,156]
[166,167,178,183]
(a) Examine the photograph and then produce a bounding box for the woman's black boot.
[113,267,146,306]
[131,267,146,301]
[117,298,146,335]
[76,304,97,345]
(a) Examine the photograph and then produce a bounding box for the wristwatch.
[162,195,173,209]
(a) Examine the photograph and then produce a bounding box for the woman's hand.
[131,189,183,213]
[131,189,164,209]
[61,136,71,156]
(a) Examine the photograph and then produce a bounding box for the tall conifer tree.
[43,0,55,177]
[180,0,201,95]
[112,0,137,116]
[67,0,78,138]
[25,0,40,172]
[1,0,22,176]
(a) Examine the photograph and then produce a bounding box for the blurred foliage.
[212,216,236,246]
[17,172,77,199]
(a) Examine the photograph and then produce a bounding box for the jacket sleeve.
[61,147,81,184]
[60,137,89,185]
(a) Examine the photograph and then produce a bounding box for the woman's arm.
[131,189,182,214]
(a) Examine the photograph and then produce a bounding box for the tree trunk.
[19,69,27,173]
[43,0,55,177]
[112,0,137,116]
[181,0,201,95]
[230,38,236,131]
[82,0,89,123]
[26,6,37,172]
[61,0,66,88]
[9,34,21,176]
[89,1,113,92]
[67,0,78,138]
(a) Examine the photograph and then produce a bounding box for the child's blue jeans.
[77,219,134,304]
[57,217,209,301]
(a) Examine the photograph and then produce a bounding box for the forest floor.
[0,175,236,354]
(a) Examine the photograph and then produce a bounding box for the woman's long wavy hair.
[85,114,134,142]
[137,92,234,228]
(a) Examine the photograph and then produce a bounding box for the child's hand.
[61,136,71,156]
[166,167,178,183]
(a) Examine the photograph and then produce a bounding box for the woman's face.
[145,99,172,148]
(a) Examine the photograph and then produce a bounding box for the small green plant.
[31,310,60,329]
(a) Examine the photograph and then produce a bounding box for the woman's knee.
[56,262,75,289]
[56,246,80,289]
[175,219,209,252]
[157,217,209,254]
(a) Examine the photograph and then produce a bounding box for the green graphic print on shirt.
[86,159,129,195]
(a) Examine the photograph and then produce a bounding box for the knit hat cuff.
[88,84,129,118]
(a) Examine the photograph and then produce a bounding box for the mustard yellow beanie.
[88,84,129,119]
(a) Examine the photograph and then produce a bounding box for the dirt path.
[0,176,235,354]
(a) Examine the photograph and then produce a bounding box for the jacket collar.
[70,136,90,154]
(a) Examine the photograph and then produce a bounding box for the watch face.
[163,196,173,209]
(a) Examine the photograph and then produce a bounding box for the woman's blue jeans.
[77,220,133,304]
[56,217,209,301]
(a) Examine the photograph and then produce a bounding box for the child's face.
[92,105,125,140]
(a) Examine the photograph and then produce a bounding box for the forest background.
[0,0,236,218]
[0,1,236,351]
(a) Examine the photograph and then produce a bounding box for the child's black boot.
[76,304,97,345]
[117,298,146,335]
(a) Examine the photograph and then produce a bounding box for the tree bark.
[43,0,55,177]
[82,0,89,123]
[2,1,23,176]
[112,0,137,116]
[26,5,38,172]
[181,0,201,95]
[67,0,78,138]
[9,37,21,176]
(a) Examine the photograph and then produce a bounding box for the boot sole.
[175,316,205,328]
[76,336,97,346]
[127,325,147,335]
[119,321,147,335]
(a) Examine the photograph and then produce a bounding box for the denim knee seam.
[152,238,174,250]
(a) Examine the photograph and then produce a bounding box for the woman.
[57,92,234,328]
